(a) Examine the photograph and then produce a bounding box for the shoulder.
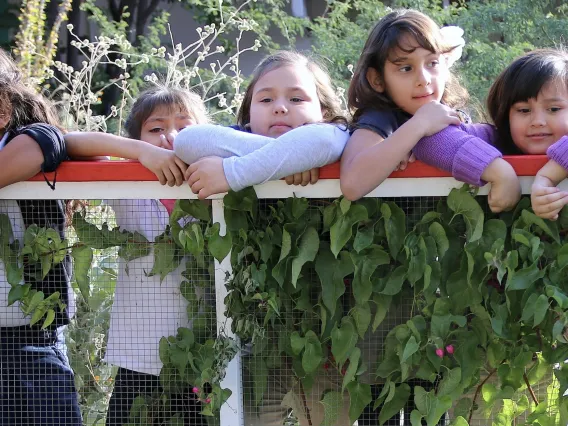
[350,108,410,138]
[6,123,66,172]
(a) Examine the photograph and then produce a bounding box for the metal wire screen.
[0,194,556,426]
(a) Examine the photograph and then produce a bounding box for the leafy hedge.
[2,186,568,425]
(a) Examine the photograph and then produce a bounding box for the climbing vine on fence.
[2,186,568,425]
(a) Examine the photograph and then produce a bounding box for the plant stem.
[523,373,539,405]
[299,380,313,426]
[468,368,497,424]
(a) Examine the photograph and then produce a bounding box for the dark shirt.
[4,123,70,329]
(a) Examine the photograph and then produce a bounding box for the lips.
[270,122,290,128]
[527,133,553,139]
[413,93,434,99]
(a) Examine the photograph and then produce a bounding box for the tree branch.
[523,373,539,405]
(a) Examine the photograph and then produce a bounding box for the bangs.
[506,57,568,105]
[386,29,441,62]
[141,92,192,120]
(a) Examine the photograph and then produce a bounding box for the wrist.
[482,158,515,183]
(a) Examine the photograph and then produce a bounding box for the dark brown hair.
[487,49,568,154]
[124,86,209,139]
[0,48,61,131]
[236,50,346,127]
[348,9,468,120]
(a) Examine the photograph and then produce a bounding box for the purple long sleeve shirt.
[413,123,503,186]
[547,136,568,170]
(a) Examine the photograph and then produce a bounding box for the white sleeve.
[174,123,348,191]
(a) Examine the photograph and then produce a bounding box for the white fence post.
[212,199,244,426]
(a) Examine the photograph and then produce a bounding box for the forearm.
[65,132,145,160]
[536,160,568,186]
[222,124,348,191]
[341,121,423,200]
[0,135,44,188]
[414,124,501,186]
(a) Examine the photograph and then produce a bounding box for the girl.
[173,51,352,425]
[0,49,81,424]
[172,50,350,199]
[414,49,568,219]
[65,86,209,425]
[340,9,520,214]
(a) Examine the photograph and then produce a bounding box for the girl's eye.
[399,66,412,72]
[178,126,188,131]
[290,97,303,103]
[549,107,562,113]
[260,98,272,103]
[149,128,164,133]
[428,60,439,68]
[516,108,530,114]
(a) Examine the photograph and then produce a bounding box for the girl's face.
[368,35,449,115]
[140,105,195,147]
[249,65,324,137]
[509,80,568,154]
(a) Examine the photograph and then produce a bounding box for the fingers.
[300,170,311,186]
[398,160,408,171]
[408,153,416,163]
[189,178,204,195]
[186,164,200,187]
[162,167,176,187]
[310,168,320,185]
[159,134,174,150]
[285,174,295,185]
[293,173,302,186]
[533,195,568,217]
[155,170,166,186]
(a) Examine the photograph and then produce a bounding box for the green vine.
[3,187,568,424]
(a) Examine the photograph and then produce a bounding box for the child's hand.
[531,176,568,220]
[412,101,461,137]
[394,152,415,171]
[284,168,320,186]
[484,159,521,213]
[138,145,187,186]
[185,156,230,199]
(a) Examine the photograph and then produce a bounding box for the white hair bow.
[440,26,465,68]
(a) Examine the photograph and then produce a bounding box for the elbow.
[340,175,364,201]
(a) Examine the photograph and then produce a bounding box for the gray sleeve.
[174,123,348,191]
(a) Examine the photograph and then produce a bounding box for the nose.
[530,110,546,127]
[272,100,288,115]
[167,128,179,138]
[416,67,432,87]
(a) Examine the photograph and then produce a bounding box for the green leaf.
[342,347,361,392]
[252,357,268,406]
[179,223,204,257]
[291,227,320,287]
[381,265,406,296]
[319,391,344,426]
[381,202,406,258]
[533,294,550,327]
[521,209,559,243]
[447,188,484,242]
[351,303,372,339]
[7,284,27,306]
[179,199,211,222]
[330,204,368,257]
[347,381,372,424]
[401,335,420,363]
[378,383,410,425]
[205,222,232,262]
[372,294,392,331]
[147,235,180,283]
[316,248,353,315]
[290,332,306,356]
[351,246,390,304]
[437,367,462,397]
[558,243,568,268]
[302,330,323,374]
[331,317,358,366]
[71,245,93,300]
[506,262,545,291]
[41,309,55,329]
[340,197,351,214]
[429,222,449,259]
[353,225,374,253]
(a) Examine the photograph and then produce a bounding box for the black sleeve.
[350,109,410,138]
[9,123,67,172]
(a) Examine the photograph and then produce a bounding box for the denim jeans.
[0,326,82,425]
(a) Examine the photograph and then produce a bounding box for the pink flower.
[205,398,211,404]
[192,387,199,394]
[445,345,455,355]
[435,348,444,358]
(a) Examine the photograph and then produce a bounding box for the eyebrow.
[144,114,191,125]
[254,86,308,94]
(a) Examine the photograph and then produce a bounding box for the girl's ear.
[366,67,384,93]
